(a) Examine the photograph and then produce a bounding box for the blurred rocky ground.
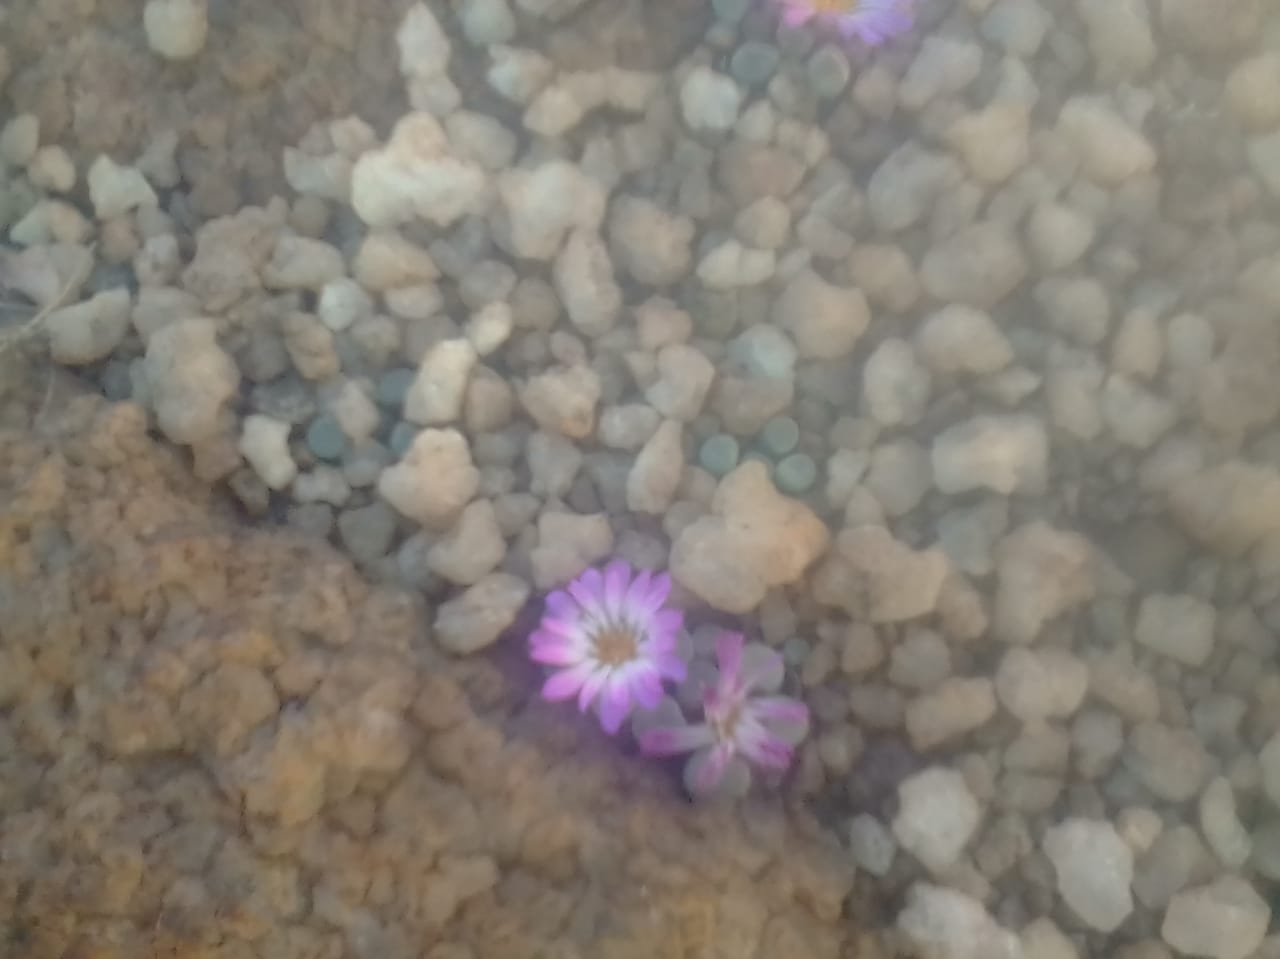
[5,0,1280,957]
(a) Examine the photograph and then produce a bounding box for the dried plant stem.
[0,243,97,357]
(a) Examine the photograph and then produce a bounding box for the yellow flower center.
[709,698,743,743]
[593,625,638,666]
[811,0,859,12]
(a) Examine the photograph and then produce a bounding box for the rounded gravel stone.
[711,0,751,23]
[760,416,800,457]
[699,433,741,477]
[782,636,810,667]
[1251,821,1280,881]
[306,414,347,461]
[775,452,818,494]
[808,45,852,98]
[777,21,817,58]
[376,368,417,410]
[388,421,417,458]
[730,42,780,89]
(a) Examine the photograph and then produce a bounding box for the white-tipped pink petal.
[597,677,633,734]
[528,626,564,647]
[625,567,654,613]
[541,621,580,645]
[567,567,605,609]
[849,20,885,43]
[751,695,810,733]
[735,725,794,770]
[651,608,684,640]
[685,743,734,796]
[602,560,632,618]
[535,617,581,640]
[639,628,678,658]
[529,636,586,666]
[715,630,745,685]
[576,666,609,713]
[542,662,595,701]
[638,722,715,757]
[543,590,577,618]
[628,666,665,710]
[656,651,688,684]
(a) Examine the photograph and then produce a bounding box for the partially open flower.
[529,561,686,735]
[637,630,810,798]
[775,0,914,46]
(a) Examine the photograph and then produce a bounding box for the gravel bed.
[3,0,1280,957]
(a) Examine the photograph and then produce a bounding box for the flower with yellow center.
[530,561,686,735]
[776,0,915,46]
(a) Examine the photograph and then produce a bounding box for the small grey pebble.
[338,502,398,564]
[730,42,780,88]
[343,442,393,488]
[699,433,741,477]
[1251,821,1280,882]
[775,451,818,494]
[712,0,752,24]
[694,292,742,340]
[306,414,347,461]
[782,636,809,667]
[776,22,817,58]
[807,44,851,98]
[288,502,334,538]
[100,360,133,401]
[759,416,800,457]
[388,421,417,457]
[376,368,416,410]
[252,379,316,424]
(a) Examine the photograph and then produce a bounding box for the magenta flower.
[776,0,914,45]
[529,561,686,735]
[637,631,810,798]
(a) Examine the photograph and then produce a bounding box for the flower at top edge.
[636,630,811,798]
[529,560,687,735]
[775,0,915,46]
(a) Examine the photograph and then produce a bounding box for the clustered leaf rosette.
[528,561,810,799]
[775,0,915,46]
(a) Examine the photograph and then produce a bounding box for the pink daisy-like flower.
[529,561,687,735]
[637,631,810,798]
[776,0,914,46]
